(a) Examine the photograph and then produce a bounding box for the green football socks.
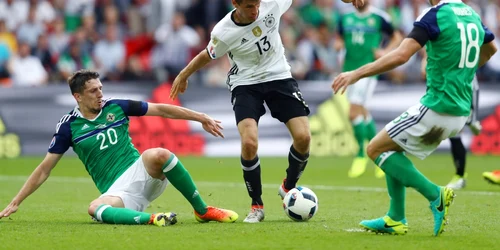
[376,151,440,202]
[365,116,377,141]
[162,154,208,215]
[352,115,366,157]
[95,205,151,224]
[385,174,406,221]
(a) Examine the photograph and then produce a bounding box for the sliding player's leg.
[88,195,176,226]
[88,163,176,228]
[141,148,238,223]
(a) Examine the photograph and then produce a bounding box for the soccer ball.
[282,186,318,222]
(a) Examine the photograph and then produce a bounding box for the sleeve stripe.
[55,113,76,133]
[416,7,433,22]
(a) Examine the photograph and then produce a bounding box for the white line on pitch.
[0,175,499,196]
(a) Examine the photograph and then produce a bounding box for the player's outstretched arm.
[0,153,62,219]
[376,31,403,59]
[146,103,224,138]
[332,38,421,94]
[170,50,212,100]
[478,41,497,68]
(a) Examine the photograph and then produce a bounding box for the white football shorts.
[100,156,168,211]
[346,77,377,106]
[385,103,468,160]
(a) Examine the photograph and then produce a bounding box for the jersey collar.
[230,9,258,27]
[354,5,374,18]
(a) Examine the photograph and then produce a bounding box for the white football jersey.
[206,0,293,91]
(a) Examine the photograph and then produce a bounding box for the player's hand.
[353,0,365,8]
[0,202,19,219]
[343,0,365,8]
[200,114,224,138]
[332,71,359,94]
[170,75,189,100]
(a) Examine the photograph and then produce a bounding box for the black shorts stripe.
[387,105,425,136]
[389,107,430,138]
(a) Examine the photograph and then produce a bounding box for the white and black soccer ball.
[282,186,318,222]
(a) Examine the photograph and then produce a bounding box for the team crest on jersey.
[252,26,262,37]
[212,37,218,45]
[367,17,375,27]
[264,14,275,28]
[106,113,115,122]
[209,46,216,58]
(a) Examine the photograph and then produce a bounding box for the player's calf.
[284,117,310,193]
[89,202,177,226]
[284,145,309,191]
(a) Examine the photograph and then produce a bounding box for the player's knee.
[154,148,172,165]
[349,105,363,119]
[293,131,311,150]
[241,136,258,156]
[88,201,102,217]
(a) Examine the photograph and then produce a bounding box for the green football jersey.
[48,99,148,193]
[416,0,495,116]
[339,6,394,72]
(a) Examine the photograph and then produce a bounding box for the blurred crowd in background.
[0,0,499,87]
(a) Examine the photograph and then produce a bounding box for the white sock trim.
[289,150,308,163]
[95,204,111,222]
[378,151,396,167]
[241,159,260,171]
[352,115,364,125]
[163,154,179,173]
[365,115,373,122]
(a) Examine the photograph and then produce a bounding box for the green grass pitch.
[0,154,499,250]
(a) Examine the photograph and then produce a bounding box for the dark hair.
[67,69,100,94]
[235,0,259,4]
